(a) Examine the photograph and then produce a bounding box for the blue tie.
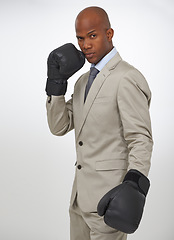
[84,67,99,101]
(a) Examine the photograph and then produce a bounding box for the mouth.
[85,52,95,59]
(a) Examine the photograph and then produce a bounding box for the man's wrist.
[123,169,150,196]
[45,78,68,96]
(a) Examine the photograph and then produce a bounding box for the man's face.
[75,15,113,65]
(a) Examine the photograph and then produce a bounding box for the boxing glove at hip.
[46,43,85,96]
[97,169,150,234]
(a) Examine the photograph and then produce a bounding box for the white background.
[0,0,173,239]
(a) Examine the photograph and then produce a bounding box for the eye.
[90,34,97,39]
[77,36,83,41]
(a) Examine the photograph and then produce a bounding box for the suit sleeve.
[46,95,74,136]
[117,69,153,176]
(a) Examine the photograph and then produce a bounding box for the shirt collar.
[91,47,117,71]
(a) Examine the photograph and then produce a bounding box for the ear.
[106,28,114,42]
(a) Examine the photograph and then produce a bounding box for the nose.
[83,39,92,50]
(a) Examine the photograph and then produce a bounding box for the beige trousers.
[69,198,127,240]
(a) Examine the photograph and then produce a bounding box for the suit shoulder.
[116,60,151,101]
[115,59,149,86]
[115,59,144,77]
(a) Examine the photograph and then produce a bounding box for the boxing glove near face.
[97,169,150,234]
[46,43,85,96]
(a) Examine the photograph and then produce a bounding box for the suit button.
[77,165,82,170]
[79,141,83,146]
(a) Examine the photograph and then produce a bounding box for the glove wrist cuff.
[123,169,150,196]
[46,78,68,96]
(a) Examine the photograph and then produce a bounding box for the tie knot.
[90,67,99,77]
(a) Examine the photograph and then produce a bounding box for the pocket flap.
[94,97,113,103]
[96,159,128,171]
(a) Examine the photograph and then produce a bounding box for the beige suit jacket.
[46,52,153,212]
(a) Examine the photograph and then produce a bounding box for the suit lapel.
[75,52,122,140]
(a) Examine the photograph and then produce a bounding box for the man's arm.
[46,95,74,136]
[97,68,153,233]
[45,43,85,136]
[117,68,153,176]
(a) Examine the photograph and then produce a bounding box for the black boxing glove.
[97,169,150,234]
[46,43,85,96]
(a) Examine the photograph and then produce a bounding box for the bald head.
[75,6,111,30]
[75,6,114,64]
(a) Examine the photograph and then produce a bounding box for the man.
[46,6,153,240]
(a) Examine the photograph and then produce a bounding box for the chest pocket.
[93,96,113,104]
[89,96,118,127]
